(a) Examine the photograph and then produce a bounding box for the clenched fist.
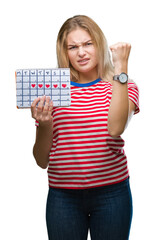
[110,42,131,71]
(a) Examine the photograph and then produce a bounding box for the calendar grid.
[21,70,24,106]
[16,68,71,108]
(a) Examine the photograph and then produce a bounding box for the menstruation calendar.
[16,68,71,108]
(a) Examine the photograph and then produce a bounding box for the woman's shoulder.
[128,79,139,90]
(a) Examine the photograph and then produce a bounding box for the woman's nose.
[78,46,86,57]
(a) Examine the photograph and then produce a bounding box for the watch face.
[119,73,128,83]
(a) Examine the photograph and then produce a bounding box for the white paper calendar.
[16,68,71,108]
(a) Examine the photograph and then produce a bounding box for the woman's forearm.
[31,96,54,169]
[108,43,131,137]
[33,124,53,169]
[108,76,129,137]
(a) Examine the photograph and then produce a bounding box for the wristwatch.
[113,72,128,84]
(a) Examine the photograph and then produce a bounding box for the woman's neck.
[78,69,98,84]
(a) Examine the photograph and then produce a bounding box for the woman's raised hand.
[110,42,131,70]
[31,96,53,127]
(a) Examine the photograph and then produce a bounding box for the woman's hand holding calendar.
[31,96,53,127]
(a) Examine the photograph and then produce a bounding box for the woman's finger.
[44,96,51,111]
[48,100,53,112]
[37,96,46,112]
[31,97,41,118]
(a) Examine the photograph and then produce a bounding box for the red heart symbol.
[46,84,50,88]
[53,84,58,88]
[31,84,36,88]
[62,84,67,88]
[38,84,43,88]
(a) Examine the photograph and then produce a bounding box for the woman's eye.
[69,46,77,50]
[85,42,93,46]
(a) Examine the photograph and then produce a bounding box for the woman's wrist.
[38,118,53,129]
[113,62,128,75]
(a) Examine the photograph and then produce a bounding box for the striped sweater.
[35,78,139,189]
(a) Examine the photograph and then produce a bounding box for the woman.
[31,15,139,240]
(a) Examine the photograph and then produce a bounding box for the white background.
[0,0,154,239]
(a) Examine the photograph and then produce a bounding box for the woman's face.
[67,28,98,79]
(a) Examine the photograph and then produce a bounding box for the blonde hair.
[56,15,114,82]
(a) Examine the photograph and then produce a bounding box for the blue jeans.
[46,178,133,240]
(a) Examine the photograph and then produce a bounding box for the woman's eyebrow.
[67,39,92,46]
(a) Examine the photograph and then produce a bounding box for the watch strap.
[113,75,120,80]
